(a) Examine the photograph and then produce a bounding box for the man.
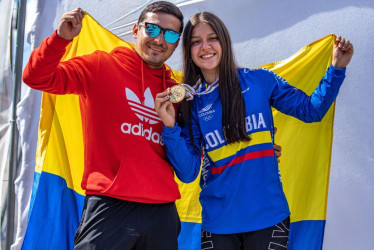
[23,2,184,249]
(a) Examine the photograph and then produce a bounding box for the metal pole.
[6,0,27,248]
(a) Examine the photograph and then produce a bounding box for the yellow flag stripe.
[207,131,272,162]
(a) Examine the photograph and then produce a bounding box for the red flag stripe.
[211,149,275,174]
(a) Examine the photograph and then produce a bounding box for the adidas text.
[121,122,164,145]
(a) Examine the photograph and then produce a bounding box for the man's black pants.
[74,195,181,250]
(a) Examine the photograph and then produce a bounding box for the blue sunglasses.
[138,22,180,44]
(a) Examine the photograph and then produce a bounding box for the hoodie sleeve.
[162,109,202,183]
[265,65,346,122]
[22,30,98,96]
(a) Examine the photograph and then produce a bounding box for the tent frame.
[5,0,27,248]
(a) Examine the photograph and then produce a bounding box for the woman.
[155,12,353,249]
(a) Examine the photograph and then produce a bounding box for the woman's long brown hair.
[180,12,250,144]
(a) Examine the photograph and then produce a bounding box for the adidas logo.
[122,87,163,145]
[126,87,161,124]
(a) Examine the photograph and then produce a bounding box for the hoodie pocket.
[101,156,180,203]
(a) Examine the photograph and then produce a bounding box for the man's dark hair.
[138,1,184,33]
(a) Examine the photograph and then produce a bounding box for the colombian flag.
[22,13,335,250]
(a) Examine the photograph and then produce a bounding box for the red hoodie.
[23,31,181,203]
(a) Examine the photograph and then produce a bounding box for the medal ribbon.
[181,78,219,101]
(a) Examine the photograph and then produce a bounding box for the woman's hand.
[332,35,354,69]
[155,88,176,128]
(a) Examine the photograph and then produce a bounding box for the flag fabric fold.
[22,13,335,250]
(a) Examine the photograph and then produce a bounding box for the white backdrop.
[13,0,374,249]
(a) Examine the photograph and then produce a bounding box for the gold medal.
[169,85,186,103]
